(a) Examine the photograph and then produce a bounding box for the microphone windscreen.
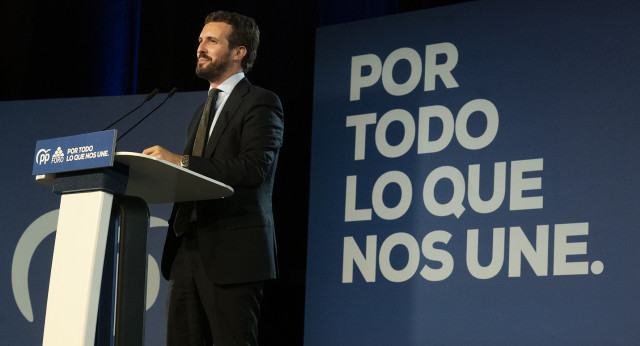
[145,88,160,101]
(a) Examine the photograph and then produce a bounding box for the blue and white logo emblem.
[35,149,51,165]
[32,130,117,175]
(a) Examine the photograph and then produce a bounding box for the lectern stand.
[37,152,233,346]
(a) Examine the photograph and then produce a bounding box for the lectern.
[36,151,233,345]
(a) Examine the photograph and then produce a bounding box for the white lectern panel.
[42,191,113,346]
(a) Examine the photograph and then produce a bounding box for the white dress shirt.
[208,72,245,139]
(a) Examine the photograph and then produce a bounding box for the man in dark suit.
[143,10,283,345]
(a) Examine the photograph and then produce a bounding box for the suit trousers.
[166,230,264,346]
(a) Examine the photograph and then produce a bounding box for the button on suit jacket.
[161,77,284,285]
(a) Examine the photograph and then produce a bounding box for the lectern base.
[43,191,113,346]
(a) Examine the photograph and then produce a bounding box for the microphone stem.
[102,88,159,130]
[101,102,145,131]
[117,95,171,141]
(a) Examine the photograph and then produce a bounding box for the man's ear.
[234,46,247,62]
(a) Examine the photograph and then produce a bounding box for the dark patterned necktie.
[192,88,221,156]
[173,88,221,237]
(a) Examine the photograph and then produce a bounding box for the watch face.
[181,155,189,167]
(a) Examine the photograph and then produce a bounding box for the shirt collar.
[209,72,245,95]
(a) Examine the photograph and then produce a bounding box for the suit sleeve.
[188,90,284,187]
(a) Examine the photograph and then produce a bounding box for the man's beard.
[196,53,232,81]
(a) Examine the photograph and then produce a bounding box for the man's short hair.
[205,11,260,73]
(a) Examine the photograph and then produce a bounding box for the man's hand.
[142,145,182,166]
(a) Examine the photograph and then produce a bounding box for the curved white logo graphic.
[35,149,51,165]
[11,210,167,322]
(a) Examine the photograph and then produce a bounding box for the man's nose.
[197,42,206,54]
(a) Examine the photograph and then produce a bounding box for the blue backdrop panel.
[0,91,208,345]
[306,0,640,344]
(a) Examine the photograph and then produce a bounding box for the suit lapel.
[204,78,250,156]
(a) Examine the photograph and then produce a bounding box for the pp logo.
[35,149,51,165]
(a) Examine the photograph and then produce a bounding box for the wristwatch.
[180,154,190,169]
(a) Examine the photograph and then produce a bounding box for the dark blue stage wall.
[306,0,640,344]
[0,91,207,345]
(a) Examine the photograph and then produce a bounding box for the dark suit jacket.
[161,77,284,285]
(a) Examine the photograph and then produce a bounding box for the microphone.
[101,88,160,131]
[117,87,178,141]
